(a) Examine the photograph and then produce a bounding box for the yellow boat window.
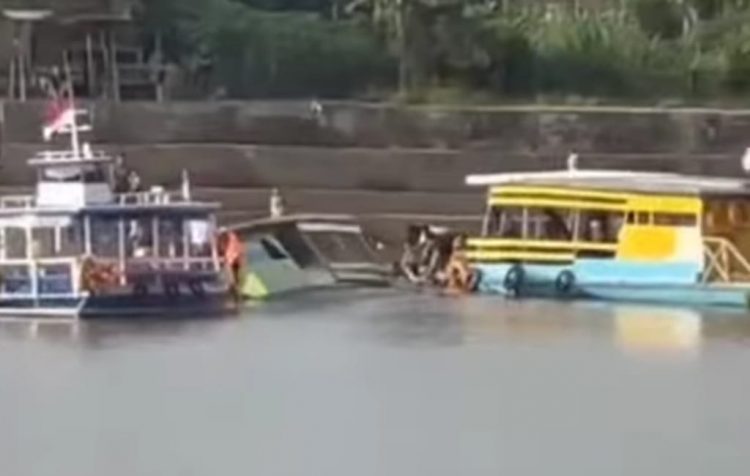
[486,206,573,240]
[626,211,652,225]
[485,205,625,244]
[528,207,573,241]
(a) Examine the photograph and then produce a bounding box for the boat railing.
[32,149,109,162]
[115,189,191,206]
[0,190,192,209]
[121,256,219,272]
[90,255,220,281]
[702,236,750,283]
[0,195,35,209]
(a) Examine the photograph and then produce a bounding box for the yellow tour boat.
[463,167,750,308]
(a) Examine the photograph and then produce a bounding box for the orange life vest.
[224,231,242,266]
[80,257,119,294]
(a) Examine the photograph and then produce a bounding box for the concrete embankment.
[2,100,750,246]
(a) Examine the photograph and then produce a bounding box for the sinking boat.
[463,167,750,308]
[228,214,392,299]
[0,105,230,318]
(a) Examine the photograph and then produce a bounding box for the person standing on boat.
[112,154,128,192]
[269,188,285,218]
[127,169,143,193]
[218,228,244,301]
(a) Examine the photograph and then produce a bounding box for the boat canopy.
[466,170,750,198]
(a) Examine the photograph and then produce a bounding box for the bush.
[633,0,684,40]
[141,0,395,98]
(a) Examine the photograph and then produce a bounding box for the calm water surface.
[2,290,750,476]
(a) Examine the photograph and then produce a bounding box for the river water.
[2,289,750,476]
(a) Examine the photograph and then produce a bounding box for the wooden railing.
[702,237,750,283]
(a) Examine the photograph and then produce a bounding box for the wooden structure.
[4,9,53,101]
[1,1,164,101]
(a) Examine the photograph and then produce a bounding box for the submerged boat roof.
[228,213,361,233]
[466,170,750,197]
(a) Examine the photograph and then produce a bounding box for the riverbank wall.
[2,100,749,248]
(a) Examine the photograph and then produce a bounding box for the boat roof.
[228,213,361,233]
[466,170,750,197]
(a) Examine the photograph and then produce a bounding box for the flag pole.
[61,51,80,159]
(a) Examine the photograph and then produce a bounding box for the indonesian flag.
[42,98,75,141]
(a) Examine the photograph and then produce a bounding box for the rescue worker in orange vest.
[443,234,477,295]
[219,228,244,301]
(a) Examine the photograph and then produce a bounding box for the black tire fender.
[555,270,575,295]
[503,264,524,297]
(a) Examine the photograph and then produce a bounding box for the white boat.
[0,106,231,318]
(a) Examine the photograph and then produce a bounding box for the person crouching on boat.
[399,224,427,284]
[218,228,244,301]
[399,225,442,285]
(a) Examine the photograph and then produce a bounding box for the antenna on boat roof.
[40,51,91,159]
[181,169,192,201]
[567,151,579,172]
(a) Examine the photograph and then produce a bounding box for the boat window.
[653,213,697,227]
[37,264,73,295]
[82,165,106,183]
[60,220,84,256]
[91,216,120,257]
[626,211,651,225]
[274,227,319,268]
[306,232,373,264]
[526,207,573,241]
[728,202,747,225]
[3,227,27,259]
[0,265,30,295]
[488,206,523,238]
[125,217,154,258]
[187,219,212,257]
[43,167,81,182]
[260,237,289,260]
[158,217,185,258]
[31,228,55,258]
[577,211,624,243]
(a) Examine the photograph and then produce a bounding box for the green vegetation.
[136,0,750,102]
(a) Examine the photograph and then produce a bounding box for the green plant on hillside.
[132,0,750,102]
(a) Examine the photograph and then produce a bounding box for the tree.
[347,0,412,93]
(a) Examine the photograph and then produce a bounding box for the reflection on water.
[3,292,750,355]
[614,306,703,356]
[2,291,750,476]
[449,296,750,358]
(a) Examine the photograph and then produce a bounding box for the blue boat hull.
[475,262,750,309]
